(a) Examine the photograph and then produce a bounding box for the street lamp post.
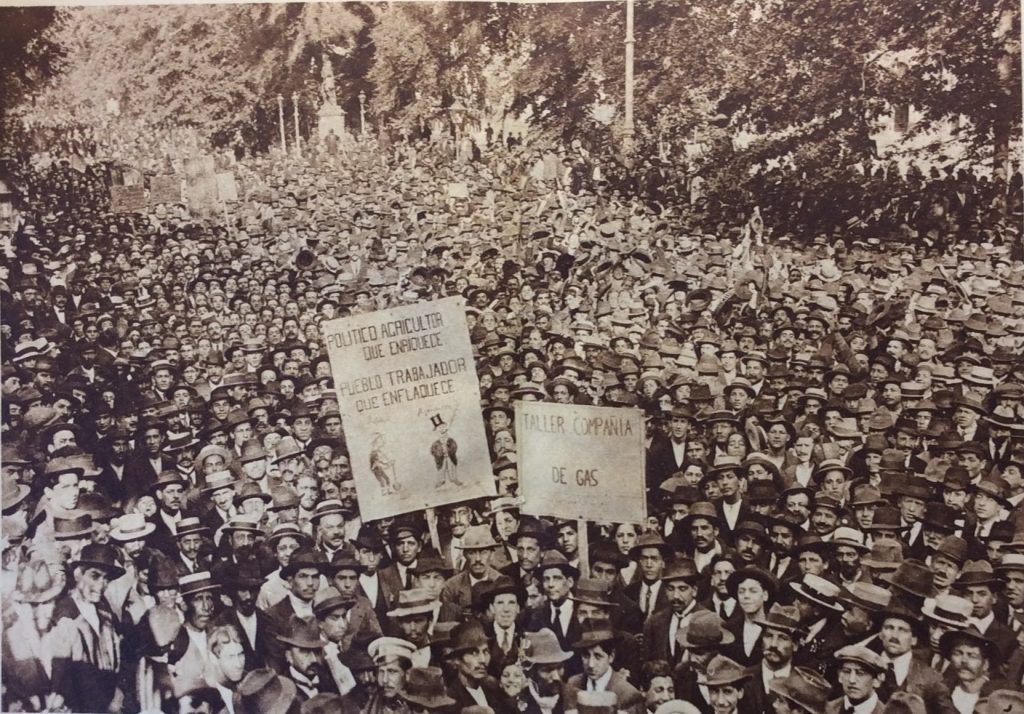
[358,90,366,136]
[623,0,636,166]
[276,94,287,153]
[292,93,300,153]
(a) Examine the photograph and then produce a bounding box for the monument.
[317,52,346,141]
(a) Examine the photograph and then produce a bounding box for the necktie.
[643,585,652,617]
[553,606,564,640]
[501,629,512,653]
[717,600,724,618]
[669,614,679,659]
[403,568,411,589]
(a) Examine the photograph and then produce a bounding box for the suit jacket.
[643,603,706,665]
[720,617,764,667]
[623,579,670,621]
[341,596,383,652]
[440,567,502,612]
[360,571,402,620]
[212,608,277,670]
[563,671,644,714]
[124,453,174,501]
[646,436,689,490]
[978,617,1018,659]
[525,601,582,652]
[487,624,525,678]
[446,676,514,714]
[882,657,956,714]
[715,500,754,547]
[792,617,846,678]
[379,562,409,597]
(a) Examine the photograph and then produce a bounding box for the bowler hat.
[69,543,125,580]
[281,549,327,578]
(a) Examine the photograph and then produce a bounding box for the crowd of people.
[2,111,1024,714]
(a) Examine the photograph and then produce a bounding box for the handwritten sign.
[109,185,147,214]
[149,175,182,205]
[322,297,495,521]
[517,402,646,524]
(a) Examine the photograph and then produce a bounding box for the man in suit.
[214,558,276,670]
[742,604,803,714]
[124,419,175,500]
[444,621,514,714]
[646,406,696,490]
[276,618,339,702]
[643,558,703,665]
[824,645,886,714]
[354,524,401,619]
[380,518,422,593]
[525,550,581,647]
[440,525,503,612]
[265,550,326,632]
[876,606,956,713]
[711,458,752,547]
[957,559,1018,658]
[789,574,847,679]
[562,620,644,714]
[624,533,673,622]
[326,548,383,651]
[481,577,525,678]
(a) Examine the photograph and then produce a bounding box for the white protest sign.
[322,297,495,521]
[517,401,646,524]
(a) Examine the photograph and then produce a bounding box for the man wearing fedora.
[213,557,278,670]
[563,619,643,714]
[444,621,514,714]
[49,543,126,713]
[875,602,955,711]
[642,558,703,665]
[440,524,504,612]
[522,628,572,714]
[955,559,1017,658]
[940,626,1009,713]
[698,655,750,714]
[741,603,803,713]
[526,551,581,651]
[266,549,328,633]
[277,618,338,702]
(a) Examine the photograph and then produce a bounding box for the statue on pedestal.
[317,51,346,141]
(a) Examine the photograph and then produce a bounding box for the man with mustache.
[741,603,803,713]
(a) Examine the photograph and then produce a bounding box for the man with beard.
[837,582,890,646]
[742,604,803,713]
[278,618,338,701]
[733,521,769,568]
[50,544,126,711]
[175,571,221,691]
[831,527,871,585]
[213,558,276,669]
[95,427,132,506]
[522,628,572,714]
[766,512,801,581]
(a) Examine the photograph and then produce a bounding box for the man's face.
[456,644,491,683]
[357,546,383,574]
[797,551,825,576]
[465,546,494,578]
[180,533,203,561]
[233,586,257,616]
[49,428,78,452]
[973,492,1000,521]
[517,537,542,571]
[665,579,695,614]
[668,417,690,440]
[810,507,838,535]
[691,519,718,551]
[950,643,987,685]
[708,684,743,714]
[397,613,431,646]
[319,514,347,549]
[840,603,873,639]
[964,584,996,619]
[157,484,184,511]
[637,547,665,582]
[319,608,349,643]
[393,534,421,566]
[717,471,741,499]
[532,663,564,695]
[557,525,578,557]
[47,472,81,511]
[761,628,795,668]
[837,661,880,704]
[880,617,917,657]
[143,427,163,454]
[287,645,323,678]
[186,591,216,630]
[1004,570,1024,608]
[834,545,861,580]
[736,535,762,563]
[290,567,321,602]
[542,568,573,601]
[491,592,521,628]
[75,566,111,603]
[216,641,247,683]
[645,676,675,710]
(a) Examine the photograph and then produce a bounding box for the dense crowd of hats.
[1,114,1024,714]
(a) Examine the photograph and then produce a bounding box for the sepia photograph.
[0,0,1022,711]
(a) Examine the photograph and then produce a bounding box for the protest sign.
[109,185,147,214]
[149,175,182,205]
[517,402,646,524]
[322,297,495,521]
[184,155,218,215]
[216,172,238,202]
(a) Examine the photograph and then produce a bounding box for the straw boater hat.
[789,573,844,612]
[109,512,157,542]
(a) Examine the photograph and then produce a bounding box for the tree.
[0,7,65,126]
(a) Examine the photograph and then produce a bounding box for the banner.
[149,175,182,205]
[216,172,238,202]
[184,155,218,215]
[322,297,495,521]
[517,402,646,524]
[109,185,147,214]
